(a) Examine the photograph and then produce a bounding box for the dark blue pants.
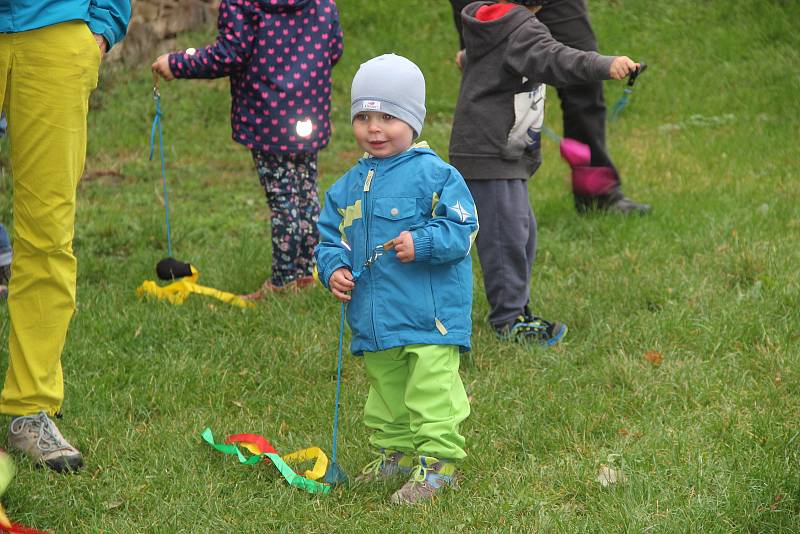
[466,179,536,330]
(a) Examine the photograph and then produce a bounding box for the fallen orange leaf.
[644,350,663,367]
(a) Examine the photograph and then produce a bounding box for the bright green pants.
[0,22,100,416]
[363,344,470,460]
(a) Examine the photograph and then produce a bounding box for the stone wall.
[106,0,220,65]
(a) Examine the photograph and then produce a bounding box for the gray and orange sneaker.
[355,449,414,484]
[8,411,83,473]
[390,455,458,505]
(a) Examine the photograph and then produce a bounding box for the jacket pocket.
[371,197,419,243]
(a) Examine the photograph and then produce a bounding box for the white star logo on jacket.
[449,201,472,223]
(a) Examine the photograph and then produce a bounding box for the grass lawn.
[0,0,798,531]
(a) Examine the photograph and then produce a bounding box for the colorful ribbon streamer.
[201,428,331,495]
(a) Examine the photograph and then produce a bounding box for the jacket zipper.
[362,164,379,350]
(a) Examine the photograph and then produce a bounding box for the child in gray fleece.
[449,0,640,345]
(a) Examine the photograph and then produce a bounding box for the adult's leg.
[466,179,536,330]
[537,0,650,214]
[449,0,472,49]
[0,22,100,416]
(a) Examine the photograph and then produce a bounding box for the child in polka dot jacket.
[152,0,343,296]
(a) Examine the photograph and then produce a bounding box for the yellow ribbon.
[235,442,328,481]
[137,266,255,309]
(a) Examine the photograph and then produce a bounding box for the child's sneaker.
[390,455,457,505]
[8,411,83,473]
[355,449,414,484]
[497,308,567,347]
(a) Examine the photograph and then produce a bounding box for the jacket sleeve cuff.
[593,55,616,80]
[88,4,130,50]
[168,53,188,77]
[412,231,433,262]
[320,257,351,289]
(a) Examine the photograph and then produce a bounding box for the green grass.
[0,0,799,531]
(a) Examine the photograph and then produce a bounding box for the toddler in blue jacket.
[315,54,478,505]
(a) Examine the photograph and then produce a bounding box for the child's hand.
[455,49,465,71]
[390,231,415,263]
[151,53,175,81]
[609,56,640,80]
[329,268,355,302]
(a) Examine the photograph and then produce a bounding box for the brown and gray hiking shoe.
[355,449,414,484]
[390,455,458,505]
[8,411,83,473]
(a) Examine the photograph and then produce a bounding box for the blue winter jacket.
[0,0,131,49]
[168,0,343,154]
[316,145,479,355]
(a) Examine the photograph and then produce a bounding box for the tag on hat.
[362,100,381,111]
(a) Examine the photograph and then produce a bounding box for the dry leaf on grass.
[644,350,663,367]
[596,465,627,487]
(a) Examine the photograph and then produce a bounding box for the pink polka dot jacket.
[169,0,343,154]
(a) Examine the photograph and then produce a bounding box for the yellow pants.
[0,22,101,416]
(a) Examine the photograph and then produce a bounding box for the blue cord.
[331,301,346,463]
[330,265,367,466]
[541,125,562,143]
[149,89,173,258]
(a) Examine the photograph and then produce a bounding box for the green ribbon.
[201,428,331,495]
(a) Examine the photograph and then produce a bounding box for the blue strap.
[609,87,633,122]
[149,90,174,257]
[541,125,562,143]
[331,301,346,463]
[329,266,367,464]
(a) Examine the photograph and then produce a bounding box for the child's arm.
[315,185,354,294]
[405,167,479,266]
[505,19,619,86]
[329,5,345,67]
[162,0,257,80]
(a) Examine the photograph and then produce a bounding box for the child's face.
[352,112,414,158]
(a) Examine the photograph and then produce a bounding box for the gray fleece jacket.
[449,1,615,180]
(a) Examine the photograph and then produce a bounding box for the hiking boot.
[497,312,567,347]
[8,411,83,473]
[390,456,457,505]
[0,263,9,300]
[575,192,651,215]
[355,449,414,484]
[240,275,316,300]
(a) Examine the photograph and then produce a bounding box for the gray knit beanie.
[351,54,426,138]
